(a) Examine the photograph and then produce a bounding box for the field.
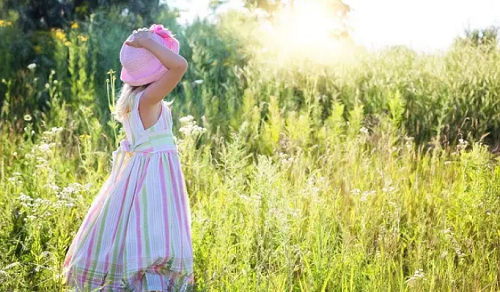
[1,5,500,292]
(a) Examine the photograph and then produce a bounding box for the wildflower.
[38,143,50,152]
[71,22,79,29]
[51,127,63,133]
[18,193,33,202]
[405,268,425,286]
[360,190,376,202]
[0,20,5,27]
[194,79,204,85]
[53,29,66,42]
[64,41,72,47]
[121,8,129,17]
[34,45,42,54]
[47,183,60,191]
[78,35,89,42]
[359,127,369,135]
[6,21,12,26]
[45,83,50,89]
[23,114,32,121]
[79,134,90,140]
[27,63,36,70]
[179,115,194,124]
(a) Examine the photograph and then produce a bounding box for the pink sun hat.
[120,24,180,86]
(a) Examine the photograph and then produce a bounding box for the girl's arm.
[125,29,188,106]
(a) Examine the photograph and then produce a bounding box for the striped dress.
[63,90,194,291]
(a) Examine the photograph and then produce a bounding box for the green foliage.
[1,6,500,292]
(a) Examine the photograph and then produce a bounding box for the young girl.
[62,24,194,291]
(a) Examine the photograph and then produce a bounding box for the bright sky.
[167,0,500,52]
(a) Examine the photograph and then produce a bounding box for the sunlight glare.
[259,0,352,65]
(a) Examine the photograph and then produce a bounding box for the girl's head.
[114,24,179,121]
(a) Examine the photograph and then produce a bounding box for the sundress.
[62,90,194,291]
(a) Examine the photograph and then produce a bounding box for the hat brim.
[120,65,168,87]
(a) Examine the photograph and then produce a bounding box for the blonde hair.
[114,83,148,121]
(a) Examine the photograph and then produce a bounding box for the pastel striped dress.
[63,90,194,291]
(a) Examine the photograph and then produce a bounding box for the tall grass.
[1,8,500,292]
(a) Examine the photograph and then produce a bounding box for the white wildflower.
[47,183,60,191]
[27,63,37,70]
[194,79,204,85]
[38,143,51,152]
[179,115,194,124]
[360,190,376,202]
[121,8,129,16]
[405,268,425,286]
[18,192,31,200]
[51,127,63,133]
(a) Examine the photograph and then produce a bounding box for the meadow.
[1,6,500,292]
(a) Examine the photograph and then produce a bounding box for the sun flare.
[259,0,351,64]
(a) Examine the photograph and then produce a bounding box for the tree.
[4,0,161,30]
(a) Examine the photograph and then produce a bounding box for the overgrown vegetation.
[1,3,500,291]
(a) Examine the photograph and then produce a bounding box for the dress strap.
[164,102,173,129]
[132,90,145,112]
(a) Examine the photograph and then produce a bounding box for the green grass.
[1,9,500,292]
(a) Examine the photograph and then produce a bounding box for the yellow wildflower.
[71,22,79,29]
[6,21,12,26]
[53,29,66,42]
[64,41,72,47]
[0,20,5,27]
[78,35,89,42]
[79,134,90,140]
[34,45,42,54]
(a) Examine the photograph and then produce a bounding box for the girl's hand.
[125,28,153,48]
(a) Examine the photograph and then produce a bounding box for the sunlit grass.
[1,7,500,292]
